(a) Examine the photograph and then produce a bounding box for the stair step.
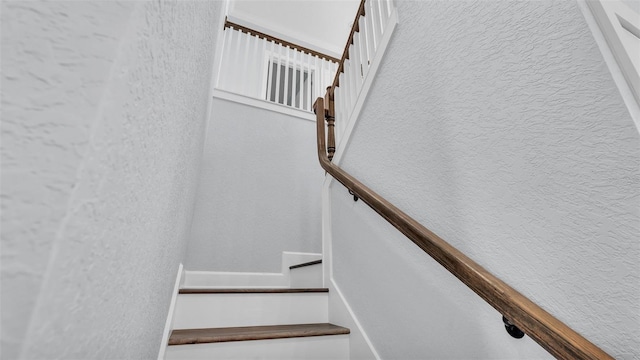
[169,323,350,345]
[173,288,329,329]
[165,330,349,360]
[289,259,322,270]
[182,270,288,288]
[179,288,328,294]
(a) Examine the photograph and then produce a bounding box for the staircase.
[163,256,351,359]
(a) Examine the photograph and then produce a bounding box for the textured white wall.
[1,1,223,358]
[331,1,639,359]
[186,97,324,272]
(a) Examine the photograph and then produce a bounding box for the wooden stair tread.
[179,288,329,294]
[169,323,350,345]
[289,259,322,269]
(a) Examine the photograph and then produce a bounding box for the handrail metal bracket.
[503,316,525,339]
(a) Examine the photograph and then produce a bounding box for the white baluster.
[350,57,357,111]
[298,52,305,109]
[261,36,267,99]
[329,61,335,89]
[358,15,370,79]
[327,61,332,92]
[284,46,291,106]
[327,59,332,89]
[291,48,298,108]
[378,0,390,26]
[320,58,327,95]
[221,27,235,92]
[340,71,348,121]
[369,0,382,47]
[300,53,306,110]
[337,80,346,141]
[266,40,274,102]
[314,55,320,105]
[376,0,387,34]
[341,76,349,135]
[306,51,312,111]
[275,42,283,104]
[251,33,260,98]
[334,85,342,144]
[233,28,243,94]
[343,61,352,114]
[325,62,330,93]
[348,46,358,108]
[352,33,363,92]
[340,64,348,115]
[329,60,334,89]
[241,31,251,96]
[364,7,377,55]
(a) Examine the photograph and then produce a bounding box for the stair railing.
[216,18,339,112]
[314,97,613,359]
[323,0,396,150]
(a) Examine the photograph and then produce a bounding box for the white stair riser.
[173,293,328,329]
[290,265,323,288]
[165,335,349,360]
[183,271,287,288]
[181,252,321,288]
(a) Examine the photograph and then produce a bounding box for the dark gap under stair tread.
[178,288,329,294]
[289,259,322,269]
[169,323,350,345]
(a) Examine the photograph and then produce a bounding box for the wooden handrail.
[332,0,367,88]
[224,19,340,63]
[313,97,613,360]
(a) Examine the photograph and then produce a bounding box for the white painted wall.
[330,1,639,359]
[186,96,325,272]
[1,1,223,358]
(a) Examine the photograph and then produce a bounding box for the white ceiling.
[228,0,361,58]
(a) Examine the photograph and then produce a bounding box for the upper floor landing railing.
[215,18,338,113]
